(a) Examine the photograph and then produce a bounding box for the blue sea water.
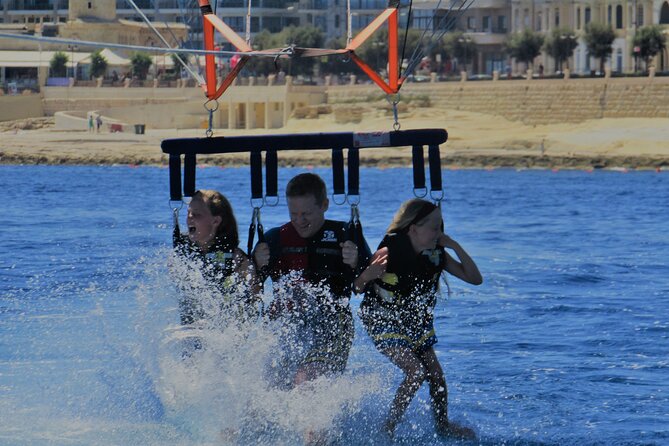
[1,164,668,445]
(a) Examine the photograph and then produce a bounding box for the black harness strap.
[347,147,360,197]
[184,153,197,197]
[265,149,278,203]
[169,154,182,201]
[332,148,346,203]
[428,144,443,200]
[411,144,427,197]
[250,151,263,201]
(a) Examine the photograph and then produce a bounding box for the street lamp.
[458,36,472,74]
[67,44,78,79]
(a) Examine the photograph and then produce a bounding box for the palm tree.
[633,25,667,73]
[584,23,615,74]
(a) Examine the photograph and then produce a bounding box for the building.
[1,0,668,77]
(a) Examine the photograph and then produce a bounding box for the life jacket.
[365,232,445,311]
[173,233,244,324]
[268,220,354,298]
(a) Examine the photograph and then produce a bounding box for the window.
[536,11,542,31]
[467,16,476,31]
[88,2,92,8]
[482,16,491,32]
[637,5,644,26]
[576,7,581,29]
[498,15,507,33]
[523,9,529,28]
[555,8,560,27]
[585,7,591,25]
[661,1,669,24]
[514,9,519,31]
[413,10,432,30]
[607,5,612,25]
[335,14,340,28]
[616,5,623,29]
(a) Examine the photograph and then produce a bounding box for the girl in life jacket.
[354,198,482,439]
[172,190,260,326]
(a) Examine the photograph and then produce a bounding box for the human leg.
[382,346,428,435]
[418,347,475,439]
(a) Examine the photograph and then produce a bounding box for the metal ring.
[413,187,428,198]
[250,197,265,209]
[347,194,361,206]
[168,199,184,211]
[393,121,401,131]
[203,99,219,113]
[205,128,213,138]
[430,189,445,202]
[264,195,279,207]
[332,193,347,206]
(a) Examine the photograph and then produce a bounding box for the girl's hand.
[365,247,389,280]
[354,247,388,294]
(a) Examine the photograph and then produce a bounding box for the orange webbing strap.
[199,0,253,100]
[346,7,402,95]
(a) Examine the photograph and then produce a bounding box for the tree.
[506,29,544,71]
[633,25,667,72]
[89,50,108,78]
[584,22,616,74]
[50,51,68,77]
[544,27,578,72]
[130,52,153,80]
[170,52,190,77]
[444,31,477,73]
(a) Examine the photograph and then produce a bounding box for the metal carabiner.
[203,99,219,138]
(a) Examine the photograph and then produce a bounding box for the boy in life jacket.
[354,198,482,439]
[172,190,260,327]
[253,173,371,387]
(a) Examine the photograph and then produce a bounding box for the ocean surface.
[0,165,668,446]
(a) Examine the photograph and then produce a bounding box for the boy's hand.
[253,242,270,268]
[341,241,359,269]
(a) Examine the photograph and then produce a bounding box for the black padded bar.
[250,151,263,200]
[184,153,196,197]
[348,148,360,196]
[168,154,182,201]
[332,148,345,196]
[266,149,278,199]
[161,129,447,155]
[428,144,442,192]
[412,145,426,190]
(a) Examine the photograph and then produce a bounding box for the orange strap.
[346,7,402,94]
[198,1,403,98]
[199,0,253,100]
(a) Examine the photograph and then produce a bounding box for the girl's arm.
[234,249,262,295]
[353,247,389,294]
[439,234,483,285]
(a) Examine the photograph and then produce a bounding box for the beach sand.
[1,106,668,169]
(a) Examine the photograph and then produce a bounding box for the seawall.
[327,76,669,125]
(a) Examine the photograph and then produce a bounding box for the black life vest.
[267,220,354,298]
[365,232,445,310]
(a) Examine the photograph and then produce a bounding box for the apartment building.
[2,1,667,74]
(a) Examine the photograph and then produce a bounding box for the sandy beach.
[2,106,668,169]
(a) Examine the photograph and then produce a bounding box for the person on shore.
[172,190,260,327]
[253,173,371,387]
[354,198,482,439]
[88,114,94,133]
[95,115,102,133]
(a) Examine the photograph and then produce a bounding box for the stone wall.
[327,77,669,125]
[0,94,43,122]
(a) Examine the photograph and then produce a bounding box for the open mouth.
[188,226,196,235]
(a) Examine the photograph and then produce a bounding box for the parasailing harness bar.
[162,128,447,203]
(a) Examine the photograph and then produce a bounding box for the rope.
[124,0,203,84]
[402,0,475,79]
[0,32,287,57]
[246,0,253,45]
